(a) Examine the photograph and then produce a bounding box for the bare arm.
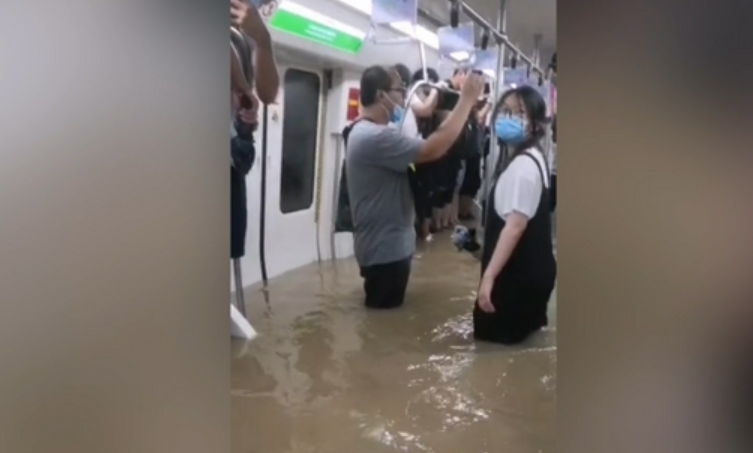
[414,97,474,164]
[476,102,491,124]
[231,45,250,93]
[234,0,279,104]
[480,213,528,283]
[410,89,438,118]
[253,32,280,105]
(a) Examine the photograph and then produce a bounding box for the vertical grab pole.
[232,259,246,316]
[330,134,343,261]
[259,104,269,285]
[482,0,507,227]
[418,40,429,81]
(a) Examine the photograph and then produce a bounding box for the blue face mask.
[382,93,405,125]
[495,117,527,144]
[390,106,405,125]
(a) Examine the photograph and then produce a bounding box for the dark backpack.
[334,120,362,233]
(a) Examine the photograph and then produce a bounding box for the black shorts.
[429,158,460,207]
[230,166,247,259]
[409,168,431,221]
[432,188,455,208]
[460,155,481,197]
[359,256,412,309]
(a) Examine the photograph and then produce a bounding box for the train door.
[263,65,324,278]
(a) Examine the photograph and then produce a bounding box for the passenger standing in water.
[438,68,471,229]
[346,65,484,309]
[391,64,431,241]
[458,91,492,220]
[230,0,279,261]
[409,68,442,241]
[473,86,556,344]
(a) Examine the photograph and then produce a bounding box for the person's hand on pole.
[234,91,259,126]
[230,0,268,43]
[459,73,485,107]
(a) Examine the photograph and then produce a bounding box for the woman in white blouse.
[473,85,556,345]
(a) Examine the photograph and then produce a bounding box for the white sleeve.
[401,109,420,139]
[494,157,543,220]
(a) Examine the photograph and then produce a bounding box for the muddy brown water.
[232,233,556,453]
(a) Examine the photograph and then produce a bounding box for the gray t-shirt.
[345,121,423,266]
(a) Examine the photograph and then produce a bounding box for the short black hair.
[411,67,439,84]
[453,65,471,76]
[392,64,411,87]
[360,65,393,106]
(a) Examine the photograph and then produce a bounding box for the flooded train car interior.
[231,0,557,451]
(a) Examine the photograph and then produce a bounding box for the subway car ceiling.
[418,0,557,65]
[266,0,550,74]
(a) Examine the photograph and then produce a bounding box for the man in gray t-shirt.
[346,65,485,309]
[347,121,422,267]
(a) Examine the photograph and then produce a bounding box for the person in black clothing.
[441,68,469,228]
[458,96,492,220]
[473,85,556,345]
[409,67,442,239]
[230,0,279,260]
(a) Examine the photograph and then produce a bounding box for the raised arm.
[230,0,280,104]
[414,73,485,164]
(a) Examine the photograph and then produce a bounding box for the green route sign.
[270,9,364,54]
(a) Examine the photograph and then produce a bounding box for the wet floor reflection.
[232,233,556,453]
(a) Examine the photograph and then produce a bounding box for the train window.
[279,68,321,214]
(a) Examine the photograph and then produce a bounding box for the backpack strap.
[520,149,549,190]
[342,120,360,148]
[342,118,376,149]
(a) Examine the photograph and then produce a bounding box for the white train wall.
[231,0,448,292]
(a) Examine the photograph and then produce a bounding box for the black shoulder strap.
[520,150,549,190]
[342,118,376,148]
[342,120,360,148]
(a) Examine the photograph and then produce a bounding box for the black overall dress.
[474,151,557,344]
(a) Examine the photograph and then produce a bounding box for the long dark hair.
[492,85,548,174]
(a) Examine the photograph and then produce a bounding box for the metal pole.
[533,33,543,67]
[232,258,247,317]
[418,41,429,81]
[330,134,343,261]
[481,0,507,227]
[397,80,437,132]
[454,0,545,76]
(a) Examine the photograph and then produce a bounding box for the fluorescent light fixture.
[334,0,464,61]
[451,51,470,61]
[279,0,367,39]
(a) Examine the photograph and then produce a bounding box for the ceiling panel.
[417,0,556,67]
